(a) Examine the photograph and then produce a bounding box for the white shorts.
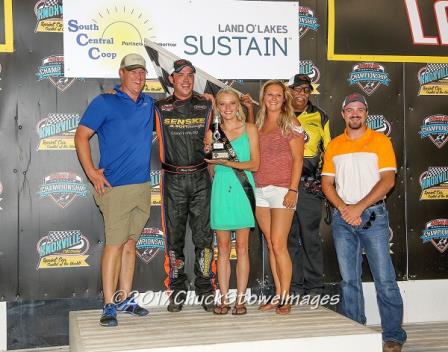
[255,185,296,210]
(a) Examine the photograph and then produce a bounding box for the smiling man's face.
[341,101,368,130]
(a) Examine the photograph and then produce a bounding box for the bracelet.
[288,189,298,193]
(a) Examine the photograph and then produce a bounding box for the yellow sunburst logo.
[91,4,156,70]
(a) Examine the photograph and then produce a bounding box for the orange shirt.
[322,128,396,204]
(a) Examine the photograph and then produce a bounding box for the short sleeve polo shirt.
[322,128,396,204]
[79,86,154,187]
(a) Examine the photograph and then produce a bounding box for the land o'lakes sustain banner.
[63,0,299,79]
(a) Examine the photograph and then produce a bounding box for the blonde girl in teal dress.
[205,88,259,315]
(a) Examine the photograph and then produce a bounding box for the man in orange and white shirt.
[321,93,406,352]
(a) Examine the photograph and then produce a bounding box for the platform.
[69,305,381,352]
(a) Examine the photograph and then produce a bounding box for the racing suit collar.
[306,101,318,113]
[172,92,194,103]
[296,101,319,116]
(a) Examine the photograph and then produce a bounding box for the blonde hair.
[214,88,246,123]
[256,80,296,135]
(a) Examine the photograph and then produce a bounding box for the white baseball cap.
[120,53,147,71]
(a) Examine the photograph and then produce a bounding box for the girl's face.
[263,84,284,113]
[217,93,239,120]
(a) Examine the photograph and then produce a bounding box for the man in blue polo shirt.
[75,53,154,327]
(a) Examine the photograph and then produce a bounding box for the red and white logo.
[421,219,448,253]
[136,228,165,264]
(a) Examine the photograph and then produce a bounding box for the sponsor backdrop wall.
[0,0,447,349]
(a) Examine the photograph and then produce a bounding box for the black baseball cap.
[288,74,313,90]
[172,59,196,74]
[341,93,368,110]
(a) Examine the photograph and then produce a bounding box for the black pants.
[162,169,214,297]
[288,182,324,292]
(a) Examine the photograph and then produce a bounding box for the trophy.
[211,114,230,160]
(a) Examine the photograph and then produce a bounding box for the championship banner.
[328,0,448,63]
[63,0,299,79]
[36,230,90,269]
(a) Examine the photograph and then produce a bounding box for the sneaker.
[167,291,186,313]
[383,341,403,352]
[199,293,215,312]
[100,303,117,327]
[167,301,183,312]
[116,296,149,316]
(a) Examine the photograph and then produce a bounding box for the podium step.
[70,305,381,352]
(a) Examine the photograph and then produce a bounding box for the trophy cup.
[211,114,230,160]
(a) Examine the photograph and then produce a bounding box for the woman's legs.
[215,230,231,305]
[270,208,295,302]
[235,228,250,305]
[256,206,281,296]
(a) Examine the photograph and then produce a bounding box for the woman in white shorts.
[254,80,304,314]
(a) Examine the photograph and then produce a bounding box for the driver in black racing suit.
[155,59,215,312]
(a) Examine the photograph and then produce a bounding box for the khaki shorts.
[93,182,151,245]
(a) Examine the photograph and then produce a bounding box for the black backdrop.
[0,0,447,347]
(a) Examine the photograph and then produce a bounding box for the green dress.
[210,130,255,230]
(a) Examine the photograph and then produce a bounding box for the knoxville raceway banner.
[63,0,299,79]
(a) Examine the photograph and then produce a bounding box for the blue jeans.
[332,203,407,344]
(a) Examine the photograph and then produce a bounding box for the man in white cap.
[75,53,154,327]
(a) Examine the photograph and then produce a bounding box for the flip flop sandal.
[213,304,230,315]
[258,296,279,312]
[276,303,291,315]
[232,304,247,315]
